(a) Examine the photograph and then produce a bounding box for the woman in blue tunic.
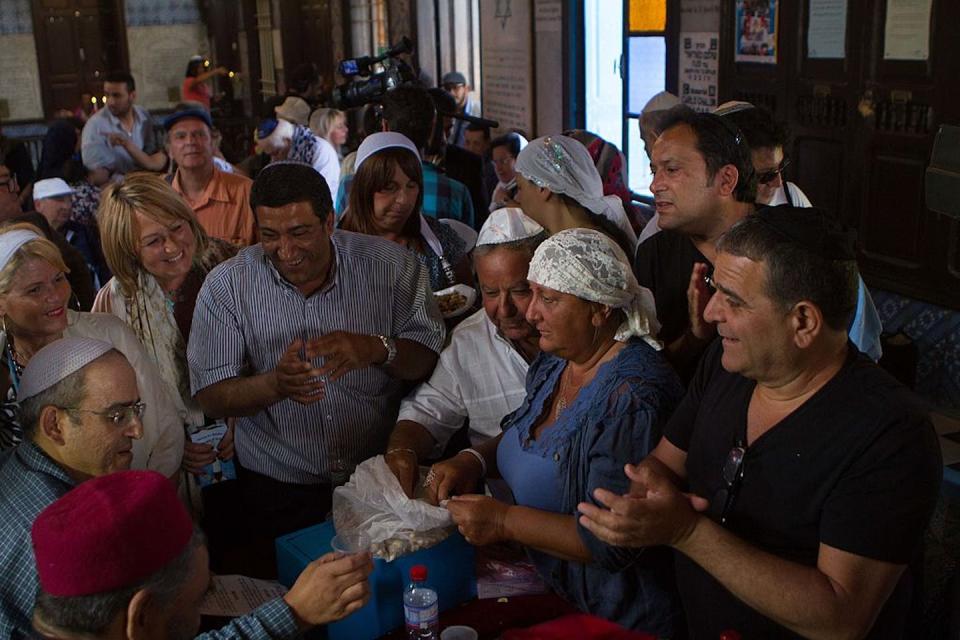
[425,229,683,635]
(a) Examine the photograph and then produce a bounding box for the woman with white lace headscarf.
[514,135,639,256]
[424,229,682,635]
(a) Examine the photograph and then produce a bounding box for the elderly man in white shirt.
[255,117,341,204]
[385,209,544,497]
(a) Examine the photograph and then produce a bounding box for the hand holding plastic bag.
[332,455,453,560]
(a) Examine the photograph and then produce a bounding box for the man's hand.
[446,494,510,546]
[423,452,484,505]
[385,449,419,498]
[182,439,216,476]
[577,463,709,548]
[105,133,132,151]
[314,332,384,381]
[273,339,325,405]
[283,552,373,629]
[687,262,716,341]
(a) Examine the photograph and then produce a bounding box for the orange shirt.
[173,167,256,247]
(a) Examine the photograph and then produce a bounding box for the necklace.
[555,367,583,419]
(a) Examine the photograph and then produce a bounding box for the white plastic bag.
[332,455,453,560]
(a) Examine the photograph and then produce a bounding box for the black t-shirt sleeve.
[664,339,722,452]
[632,236,656,290]
[820,410,942,564]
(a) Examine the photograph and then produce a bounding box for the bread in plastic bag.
[332,455,454,561]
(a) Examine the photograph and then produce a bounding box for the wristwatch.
[376,334,397,365]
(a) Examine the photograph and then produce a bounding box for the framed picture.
[735,0,779,64]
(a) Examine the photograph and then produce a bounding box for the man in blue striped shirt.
[188,163,444,568]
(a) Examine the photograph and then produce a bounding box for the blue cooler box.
[276,521,477,640]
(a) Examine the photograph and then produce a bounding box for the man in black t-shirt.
[581,208,941,639]
[633,110,755,377]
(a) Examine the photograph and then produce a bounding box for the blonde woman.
[0,222,183,478]
[93,173,236,491]
[309,107,349,160]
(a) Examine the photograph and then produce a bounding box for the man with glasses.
[0,161,23,220]
[166,107,256,247]
[0,337,148,636]
[580,207,941,639]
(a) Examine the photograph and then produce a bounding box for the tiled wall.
[872,288,960,412]
[125,0,202,27]
[0,0,32,35]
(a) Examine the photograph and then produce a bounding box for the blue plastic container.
[276,521,477,640]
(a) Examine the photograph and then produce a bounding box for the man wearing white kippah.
[0,337,145,637]
[385,209,545,497]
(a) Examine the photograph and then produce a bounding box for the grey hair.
[473,231,548,259]
[716,216,858,331]
[32,529,205,637]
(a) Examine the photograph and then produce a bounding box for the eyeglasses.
[757,158,791,185]
[0,173,18,193]
[714,439,746,525]
[62,400,146,426]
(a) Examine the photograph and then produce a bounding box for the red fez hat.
[31,470,194,597]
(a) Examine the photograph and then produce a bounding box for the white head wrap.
[0,229,42,272]
[515,135,638,253]
[527,228,660,348]
[19,337,115,400]
[354,132,421,171]
[476,208,543,247]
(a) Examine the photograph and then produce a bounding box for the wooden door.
[720,0,960,308]
[31,0,128,117]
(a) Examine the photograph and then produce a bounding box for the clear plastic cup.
[330,530,371,556]
[441,626,479,640]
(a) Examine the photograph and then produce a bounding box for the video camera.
[331,37,417,109]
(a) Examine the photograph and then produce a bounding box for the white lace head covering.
[527,228,660,347]
[515,135,637,253]
[476,207,543,246]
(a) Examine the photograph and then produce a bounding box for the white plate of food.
[434,284,476,319]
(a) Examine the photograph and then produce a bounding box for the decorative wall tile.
[126,0,202,27]
[872,287,960,411]
[0,0,33,35]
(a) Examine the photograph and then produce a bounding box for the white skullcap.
[0,229,42,272]
[714,101,756,117]
[515,136,638,253]
[19,337,116,400]
[476,207,543,246]
[641,92,681,115]
[527,228,660,347]
[354,132,420,171]
[33,178,74,201]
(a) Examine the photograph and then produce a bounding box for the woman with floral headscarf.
[513,135,639,257]
[423,229,682,635]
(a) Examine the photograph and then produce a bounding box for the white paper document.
[200,575,288,618]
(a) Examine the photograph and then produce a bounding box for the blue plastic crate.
[276,521,477,640]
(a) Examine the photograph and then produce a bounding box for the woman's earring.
[69,291,81,312]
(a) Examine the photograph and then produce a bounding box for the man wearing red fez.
[0,338,146,637]
[30,470,372,639]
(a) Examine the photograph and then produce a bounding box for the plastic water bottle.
[403,564,439,639]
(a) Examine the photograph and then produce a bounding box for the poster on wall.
[883,0,932,60]
[480,0,535,137]
[679,32,719,113]
[734,0,779,64]
[807,0,848,59]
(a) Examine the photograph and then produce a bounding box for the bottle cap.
[410,564,428,582]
